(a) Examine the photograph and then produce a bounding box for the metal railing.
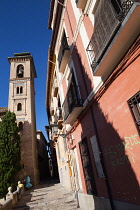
[87,0,134,73]
[62,84,83,121]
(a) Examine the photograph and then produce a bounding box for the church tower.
[8,52,39,185]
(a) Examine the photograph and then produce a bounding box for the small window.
[128,91,140,132]
[20,86,23,94]
[19,122,23,131]
[17,87,19,94]
[17,103,22,111]
[17,86,23,94]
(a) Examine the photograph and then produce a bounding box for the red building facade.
[46,0,140,209]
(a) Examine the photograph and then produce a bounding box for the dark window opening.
[67,72,80,110]
[79,137,97,195]
[17,86,23,94]
[17,103,22,111]
[17,65,24,78]
[128,91,140,133]
[58,31,69,67]
[58,97,61,108]
[20,86,23,94]
[19,122,23,131]
[17,87,19,94]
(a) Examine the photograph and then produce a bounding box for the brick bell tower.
[8,52,39,185]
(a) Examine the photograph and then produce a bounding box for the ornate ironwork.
[118,0,134,21]
[122,0,134,14]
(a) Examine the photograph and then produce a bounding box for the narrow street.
[12,179,81,210]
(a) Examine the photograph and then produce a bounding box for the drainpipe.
[90,107,115,210]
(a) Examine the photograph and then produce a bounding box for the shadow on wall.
[17,120,53,184]
[16,120,38,185]
[72,45,140,209]
[37,137,51,180]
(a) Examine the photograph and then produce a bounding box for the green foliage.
[0,111,21,198]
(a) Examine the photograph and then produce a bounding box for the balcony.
[87,0,137,77]
[62,84,83,125]
[58,34,70,73]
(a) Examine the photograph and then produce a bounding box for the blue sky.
[0,0,52,140]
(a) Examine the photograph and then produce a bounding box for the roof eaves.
[48,0,55,29]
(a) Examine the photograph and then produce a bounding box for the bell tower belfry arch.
[8,52,39,185]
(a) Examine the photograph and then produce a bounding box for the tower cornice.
[9,77,30,82]
[8,57,31,63]
[8,52,39,185]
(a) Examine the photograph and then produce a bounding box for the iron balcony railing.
[62,83,83,122]
[58,36,70,68]
[87,0,134,73]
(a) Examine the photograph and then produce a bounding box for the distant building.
[8,52,39,185]
[46,1,140,210]
[0,107,8,121]
[45,125,59,178]
[36,130,50,179]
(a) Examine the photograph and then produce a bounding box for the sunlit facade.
[46,0,140,209]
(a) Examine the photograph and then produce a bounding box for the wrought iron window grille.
[128,91,140,133]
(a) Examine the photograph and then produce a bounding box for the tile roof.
[0,107,8,113]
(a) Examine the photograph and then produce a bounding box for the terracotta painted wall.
[83,15,94,40]
[93,53,140,204]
